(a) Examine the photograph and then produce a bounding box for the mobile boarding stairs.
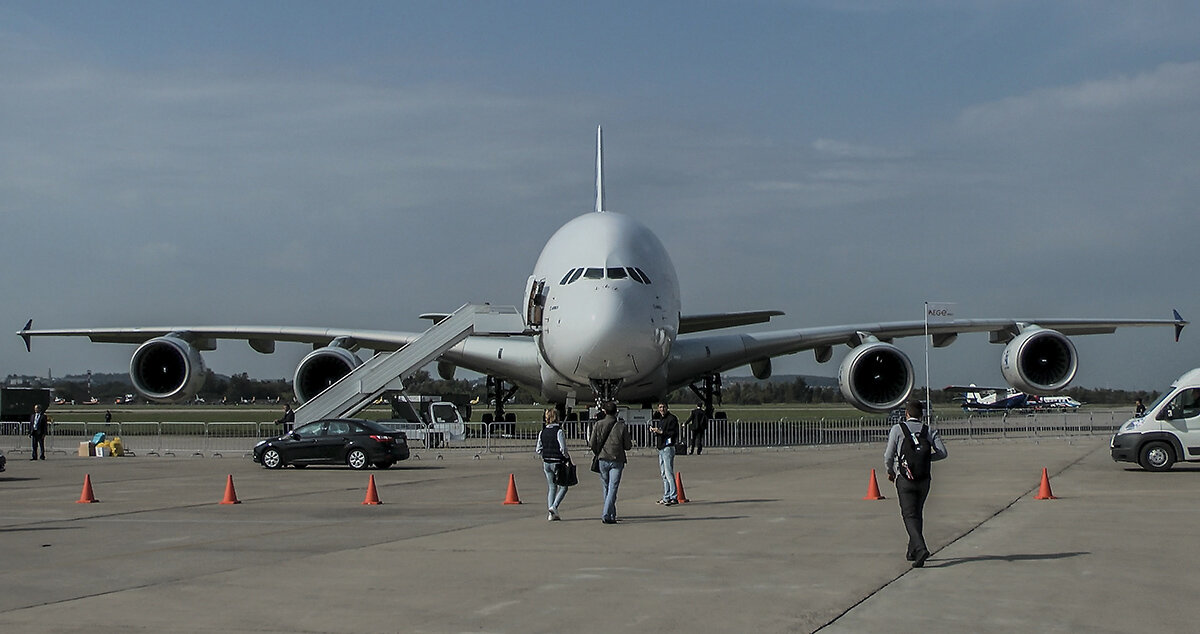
[291,304,527,427]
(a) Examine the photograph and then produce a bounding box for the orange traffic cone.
[220,474,241,504]
[1034,467,1057,500]
[76,474,98,504]
[503,473,522,504]
[863,468,885,500]
[674,472,690,503]
[362,474,382,505]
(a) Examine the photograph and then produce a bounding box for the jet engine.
[293,346,363,403]
[1001,327,1077,395]
[130,336,207,402]
[838,341,914,413]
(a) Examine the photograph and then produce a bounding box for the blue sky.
[3,1,1199,390]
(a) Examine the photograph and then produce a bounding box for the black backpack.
[898,423,933,481]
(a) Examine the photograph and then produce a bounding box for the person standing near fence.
[589,401,632,525]
[883,399,947,568]
[29,404,49,460]
[276,404,295,433]
[684,402,709,455]
[650,402,680,505]
[536,408,571,521]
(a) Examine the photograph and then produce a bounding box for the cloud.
[956,60,1200,136]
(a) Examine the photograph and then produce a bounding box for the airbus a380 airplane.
[18,128,1188,416]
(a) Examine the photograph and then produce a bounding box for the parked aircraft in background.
[17,128,1188,420]
[945,384,1082,412]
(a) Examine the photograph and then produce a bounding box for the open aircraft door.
[524,276,546,330]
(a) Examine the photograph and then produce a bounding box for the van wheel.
[1139,441,1175,471]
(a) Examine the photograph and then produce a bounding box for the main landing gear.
[688,373,723,420]
[482,375,519,435]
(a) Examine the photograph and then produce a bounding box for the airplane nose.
[544,289,667,381]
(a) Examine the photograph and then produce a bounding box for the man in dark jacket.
[589,402,632,524]
[650,402,680,505]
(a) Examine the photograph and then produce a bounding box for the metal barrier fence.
[0,409,1130,458]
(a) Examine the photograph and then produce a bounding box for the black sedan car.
[253,418,410,470]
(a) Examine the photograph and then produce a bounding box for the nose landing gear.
[589,378,624,404]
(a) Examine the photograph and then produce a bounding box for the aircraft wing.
[18,322,423,353]
[667,313,1187,382]
[679,310,784,334]
[943,385,1008,393]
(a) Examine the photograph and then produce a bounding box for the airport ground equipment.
[1111,367,1200,471]
[379,394,467,447]
[1,386,51,422]
[291,305,526,427]
[0,386,51,434]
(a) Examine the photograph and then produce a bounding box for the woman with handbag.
[536,408,572,521]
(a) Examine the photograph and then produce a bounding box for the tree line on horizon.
[7,371,1157,408]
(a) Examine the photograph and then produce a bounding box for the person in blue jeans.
[589,402,632,524]
[536,408,572,521]
[651,402,680,505]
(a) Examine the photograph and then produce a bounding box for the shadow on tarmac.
[928,551,1090,568]
[0,526,83,534]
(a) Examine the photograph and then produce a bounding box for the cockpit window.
[562,267,650,284]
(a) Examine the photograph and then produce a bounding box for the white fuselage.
[530,211,681,403]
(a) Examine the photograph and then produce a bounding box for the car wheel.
[261,447,283,469]
[347,448,369,470]
[1139,441,1175,472]
[375,461,393,469]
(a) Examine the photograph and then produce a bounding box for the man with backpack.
[884,399,948,568]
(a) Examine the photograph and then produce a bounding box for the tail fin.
[595,126,606,213]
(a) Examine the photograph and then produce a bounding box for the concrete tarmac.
[0,436,1191,633]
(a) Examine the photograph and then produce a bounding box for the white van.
[1111,368,1200,471]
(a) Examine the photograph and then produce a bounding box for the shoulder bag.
[591,420,616,473]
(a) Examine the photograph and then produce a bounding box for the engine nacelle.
[293,346,363,403]
[130,336,207,402]
[1001,327,1077,395]
[750,358,772,380]
[838,342,914,413]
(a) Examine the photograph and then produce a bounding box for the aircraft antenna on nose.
[595,125,606,213]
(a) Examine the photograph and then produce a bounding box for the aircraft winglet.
[20,319,32,352]
[1174,309,1187,342]
[595,125,606,213]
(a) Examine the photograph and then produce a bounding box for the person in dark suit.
[30,404,49,460]
[684,402,709,455]
[276,404,295,432]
